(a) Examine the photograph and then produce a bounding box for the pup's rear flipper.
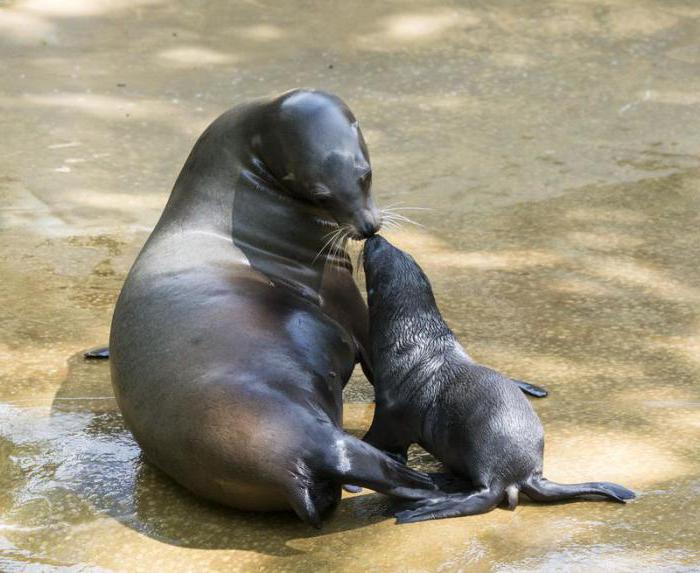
[395,487,502,524]
[512,379,548,398]
[522,476,635,503]
[327,433,436,500]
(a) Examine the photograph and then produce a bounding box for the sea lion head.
[258,89,382,239]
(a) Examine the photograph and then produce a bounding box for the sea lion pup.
[109,90,436,528]
[362,235,635,523]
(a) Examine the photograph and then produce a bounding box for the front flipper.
[327,433,435,500]
[512,379,548,398]
[84,346,110,359]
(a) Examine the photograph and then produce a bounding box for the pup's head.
[362,235,435,313]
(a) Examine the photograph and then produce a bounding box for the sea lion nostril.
[354,219,376,239]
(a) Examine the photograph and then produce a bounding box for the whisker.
[321,224,342,239]
[329,228,350,262]
[380,213,404,226]
[313,225,347,264]
[380,217,403,231]
[381,210,424,228]
[382,221,401,231]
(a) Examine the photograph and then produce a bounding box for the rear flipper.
[512,379,548,398]
[395,487,503,524]
[286,472,341,529]
[521,476,635,503]
[326,433,436,500]
[84,346,110,359]
[286,433,436,528]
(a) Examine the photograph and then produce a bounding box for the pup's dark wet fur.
[362,235,635,523]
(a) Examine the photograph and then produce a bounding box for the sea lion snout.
[355,206,382,238]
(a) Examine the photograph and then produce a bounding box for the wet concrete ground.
[1,0,699,571]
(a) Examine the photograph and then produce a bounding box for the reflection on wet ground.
[1,0,699,571]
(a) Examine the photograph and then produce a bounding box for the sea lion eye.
[313,184,333,202]
[359,170,372,190]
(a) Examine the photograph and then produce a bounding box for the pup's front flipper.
[428,472,473,493]
[362,413,410,464]
[395,487,502,523]
[512,379,548,398]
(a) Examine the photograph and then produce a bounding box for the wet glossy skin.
[362,235,634,523]
[1,0,700,570]
[109,90,436,525]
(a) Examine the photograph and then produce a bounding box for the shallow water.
[1,0,699,571]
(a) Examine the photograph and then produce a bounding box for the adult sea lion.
[109,90,436,527]
[361,235,635,523]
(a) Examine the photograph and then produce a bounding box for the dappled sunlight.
[0,0,164,45]
[564,207,648,225]
[25,92,174,121]
[157,46,238,67]
[20,0,164,18]
[0,179,70,233]
[16,91,208,136]
[0,9,55,44]
[500,547,697,573]
[389,92,482,113]
[616,384,697,405]
[583,256,700,304]
[656,331,700,367]
[383,10,479,41]
[357,9,480,49]
[565,231,644,252]
[62,189,168,211]
[643,89,700,106]
[481,344,647,383]
[236,24,285,41]
[606,5,679,37]
[548,276,623,298]
[489,52,540,69]
[383,228,563,270]
[543,430,691,488]
[520,2,679,39]
[0,343,70,405]
[342,402,374,431]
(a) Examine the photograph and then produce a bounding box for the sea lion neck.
[232,157,349,302]
[153,104,352,302]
